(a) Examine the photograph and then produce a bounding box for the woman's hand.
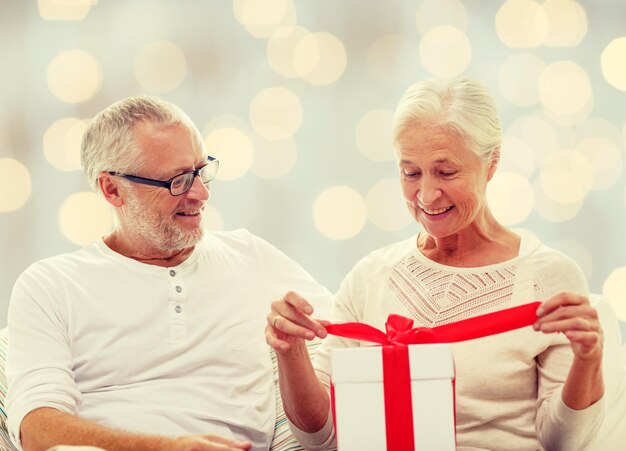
[534,292,603,362]
[265,291,329,356]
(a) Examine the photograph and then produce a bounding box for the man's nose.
[185,175,210,201]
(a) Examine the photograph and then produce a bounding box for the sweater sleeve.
[287,261,366,450]
[6,261,82,446]
[531,247,605,450]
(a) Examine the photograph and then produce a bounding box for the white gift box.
[331,343,456,451]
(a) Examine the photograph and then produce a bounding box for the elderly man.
[6,96,331,451]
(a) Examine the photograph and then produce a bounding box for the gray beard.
[122,192,205,253]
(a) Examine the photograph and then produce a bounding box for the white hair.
[392,77,502,162]
[80,95,203,192]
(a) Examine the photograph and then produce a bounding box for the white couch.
[1,296,624,450]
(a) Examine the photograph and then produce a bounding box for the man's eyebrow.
[161,160,206,178]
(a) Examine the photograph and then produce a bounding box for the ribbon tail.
[325,323,389,344]
[427,301,541,343]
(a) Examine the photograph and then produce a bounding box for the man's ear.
[487,147,500,181]
[98,172,124,207]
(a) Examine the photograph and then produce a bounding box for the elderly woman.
[266,77,604,450]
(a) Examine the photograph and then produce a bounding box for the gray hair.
[392,77,501,162]
[81,95,202,192]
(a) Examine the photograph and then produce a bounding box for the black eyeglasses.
[108,156,219,196]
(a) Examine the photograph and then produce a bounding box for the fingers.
[267,291,328,339]
[281,290,315,314]
[265,322,286,351]
[534,292,599,333]
[534,291,604,361]
[534,307,597,333]
[536,291,589,317]
[200,435,252,450]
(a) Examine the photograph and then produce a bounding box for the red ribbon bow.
[326,302,541,451]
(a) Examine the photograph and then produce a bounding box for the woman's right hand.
[265,291,329,356]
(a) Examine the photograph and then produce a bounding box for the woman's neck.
[418,214,520,267]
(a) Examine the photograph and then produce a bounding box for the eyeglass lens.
[170,160,218,195]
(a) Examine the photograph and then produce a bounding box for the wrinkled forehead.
[132,120,207,170]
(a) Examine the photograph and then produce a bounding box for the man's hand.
[172,435,252,450]
[20,408,252,451]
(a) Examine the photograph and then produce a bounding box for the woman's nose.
[417,180,442,206]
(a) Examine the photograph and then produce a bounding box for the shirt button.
[169,270,176,277]
[175,305,182,313]
[175,286,182,293]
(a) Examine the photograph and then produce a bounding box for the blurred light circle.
[267,25,310,79]
[550,239,593,282]
[419,26,471,77]
[603,267,626,321]
[541,0,587,47]
[355,109,395,162]
[233,0,296,39]
[202,114,251,136]
[571,117,623,148]
[539,168,587,205]
[109,1,168,43]
[250,135,297,179]
[575,137,622,191]
[39,0,93,20]
[366,34,419,86]
[500,136,536,178]
[542,150,593,194]
[313,186,367,240]
[366,178,412,231]
[43,118,87,171]
[601,37,626,92]
[495,0,548,48]
[204,127,254,181]
[47,50,102,103]
[203,204,224,231]
[293,32,347,85]
[542,95,593,127]
[532,178,583,222]
[415,0,467,35]
[0,158,31,212]
[58,192,113,245]
[539,61,592,116]
[498,53,545,106]
[134,41,187,93]
[249,87,303,140]
[486,172,534,225]
[505,116,558,165]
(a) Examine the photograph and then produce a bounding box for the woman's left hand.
[534,291,604,363]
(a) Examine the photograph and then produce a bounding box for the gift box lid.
[331,343,454,384]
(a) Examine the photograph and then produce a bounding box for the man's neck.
[103,232,195,267]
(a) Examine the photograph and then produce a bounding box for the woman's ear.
[487,147,500,181]
[98,172,124,207]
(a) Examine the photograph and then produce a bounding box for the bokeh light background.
[0,0,625,340]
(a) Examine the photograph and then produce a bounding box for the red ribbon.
[326,301,541,451]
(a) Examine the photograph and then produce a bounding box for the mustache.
[175,201,205,215]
